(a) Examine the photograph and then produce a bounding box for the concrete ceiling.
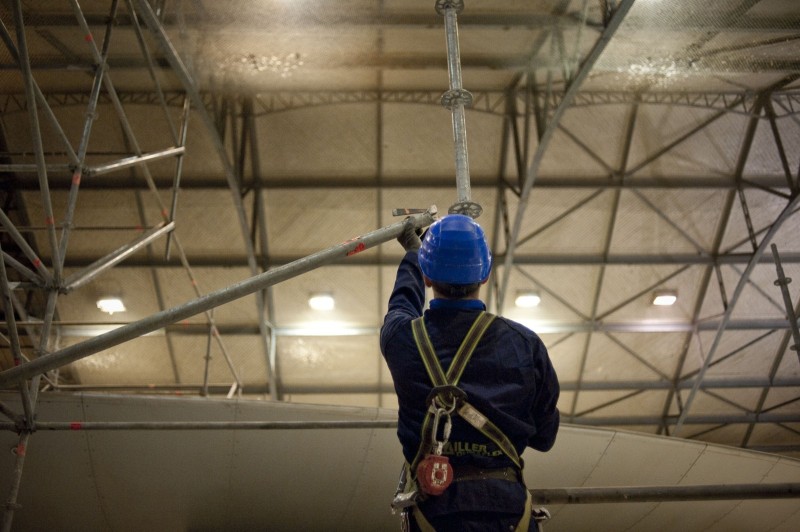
[1,0,800,481]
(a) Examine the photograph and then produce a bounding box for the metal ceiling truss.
[485,6,800,448]
[4,88,800,120]
[0,3,794,388]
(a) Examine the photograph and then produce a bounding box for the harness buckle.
[425,384,466,412]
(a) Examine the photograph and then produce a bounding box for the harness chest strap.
[410,312,521,471]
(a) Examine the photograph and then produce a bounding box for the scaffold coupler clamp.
[440,88,473,110]
[435,0,465,15]
[532,506,551,530]
[448,201,482,219]
[392,205,439,220]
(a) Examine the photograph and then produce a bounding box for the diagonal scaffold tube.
[0,209,437,389]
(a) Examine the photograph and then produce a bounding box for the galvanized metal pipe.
[432,0,485,216]
[63,221,175,291]
[43,375,800,395]
[165,96,192,260]
[132,0,293,393]
[58,0,120,270]
[246,100,279,400]
[0,210,436,388]
[0,163,72,174]
[124,0,180,144]
[0,19,80,167]
[437,1,472,210]
[1,412,799,430]
[0,431,30,532]
[567,412,800,426]
[13,0,63,285]
[87,146,186,177]
[0,252,41,286]
[530,483,800,505]
[0,241,34,427]
[0,209,52,285]
[0,401,23,426]
[73,0,245,388]
[1,420,397,431]
[131,0,263,278]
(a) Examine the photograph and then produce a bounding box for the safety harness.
[392,312,548,532]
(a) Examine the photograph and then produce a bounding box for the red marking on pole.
[70,422,83,431]
[135,225,143,232]
[44,216,55,226]
[181,320,189,327]
[161,209,168,218]
[13,359,20,367]
[72,172,81,185]
[32,258,41,268]
[346,242,366,256]
[84,34,93,43]
[15,444,25,456]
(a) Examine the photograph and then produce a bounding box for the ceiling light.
[308,293,335,311]
[96,297,126,315]
[652,290,677,306]
[515,291,541,308]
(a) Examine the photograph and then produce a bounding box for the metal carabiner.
[429,403,451,456]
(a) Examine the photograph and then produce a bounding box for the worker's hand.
[397,220,422,252]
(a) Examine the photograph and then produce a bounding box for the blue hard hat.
[418,214,492,284]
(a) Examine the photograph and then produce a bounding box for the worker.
[380,214,560,532]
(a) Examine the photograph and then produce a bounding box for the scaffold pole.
[0,209,437,389]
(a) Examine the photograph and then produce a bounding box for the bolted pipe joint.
[435,0,465,15]
[440,88,473,110]
[448,201,483,219]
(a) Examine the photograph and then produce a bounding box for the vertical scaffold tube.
[436,0,481,218]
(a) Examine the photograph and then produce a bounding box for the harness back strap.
[410,313,522,470]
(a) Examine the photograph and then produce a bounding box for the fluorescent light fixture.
[515,291,541,308]
[280,323,377,337]
[96,297,126,315]
[308,293,335,311]
[652,290,678,306]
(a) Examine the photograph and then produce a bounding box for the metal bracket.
[435,0,464,15]
[448,201,482,218]
[440,88,473,110]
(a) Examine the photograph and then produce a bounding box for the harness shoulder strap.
[411,312,521,470]
[411,312,495,387]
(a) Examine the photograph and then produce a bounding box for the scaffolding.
[1,0,800,529]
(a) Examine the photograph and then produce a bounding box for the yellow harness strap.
[410,313,521,470]
[408,312,533,532]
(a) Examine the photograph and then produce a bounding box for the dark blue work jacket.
[380,251,560,520]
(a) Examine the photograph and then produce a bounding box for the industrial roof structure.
[1,0,800,529]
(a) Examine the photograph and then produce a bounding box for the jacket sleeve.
[380,251,426,353]
[528,341,560,452]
